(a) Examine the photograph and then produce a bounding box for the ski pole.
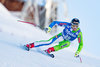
[79,55,82,63]
[75,55,82,63]
[77,55,82,63]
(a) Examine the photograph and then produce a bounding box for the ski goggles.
[72,25,78,29]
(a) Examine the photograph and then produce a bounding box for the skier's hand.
[74,51,79,58]
[44,27,51,33]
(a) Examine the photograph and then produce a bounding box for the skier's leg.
[34,33,62,47]
[26,33,62,48]
[45,40,70,53]
[54,40,70,51]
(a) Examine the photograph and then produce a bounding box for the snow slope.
[0,3,100,67]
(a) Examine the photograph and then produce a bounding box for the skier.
[25,18,83,57]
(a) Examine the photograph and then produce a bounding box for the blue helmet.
[71,18,80,25]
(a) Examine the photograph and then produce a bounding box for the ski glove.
[75,51,79,57]
[44,27,51,33]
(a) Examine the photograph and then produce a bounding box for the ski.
[23,45,55,58]
[44,51,55,58]
[24,45,30,51]
[36,48,55,58]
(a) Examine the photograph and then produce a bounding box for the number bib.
[62,26,80,41]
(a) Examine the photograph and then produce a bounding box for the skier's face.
[72,25,78,31]
[71,22,79,31]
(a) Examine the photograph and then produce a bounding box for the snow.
[0,3,100,67]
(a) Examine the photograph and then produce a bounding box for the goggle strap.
[71,23,79,25]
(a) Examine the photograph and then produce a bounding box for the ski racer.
[25,18,83,57]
